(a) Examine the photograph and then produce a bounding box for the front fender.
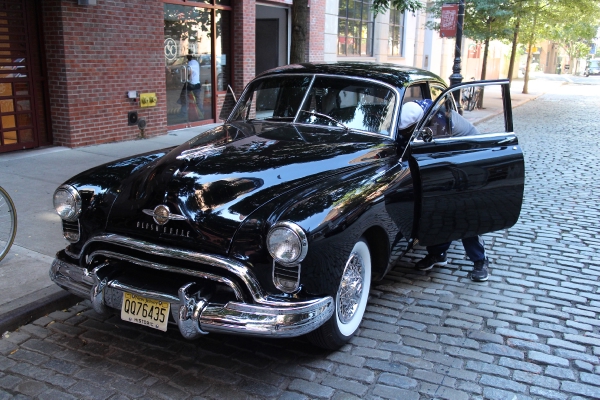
[62,150,170,254]
[230,159,401,297]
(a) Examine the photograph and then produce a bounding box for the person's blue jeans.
[427,236,486,263]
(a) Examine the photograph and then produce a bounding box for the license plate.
[121,292,170,332]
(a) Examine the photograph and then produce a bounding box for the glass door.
[164,4,213,126]
[0,0,41,152]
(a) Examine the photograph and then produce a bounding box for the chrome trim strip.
[87,250,245,301]
[50,258,334,338]
[293,74,316,121]
[62,220,81,243]
[411,131,517,144]
[69,233,268,302]
[64,233,313,308]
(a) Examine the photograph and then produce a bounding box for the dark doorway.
[255,19,279,75]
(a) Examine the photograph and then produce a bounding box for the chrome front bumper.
[50,256,333,339]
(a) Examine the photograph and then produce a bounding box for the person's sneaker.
[415,252,447,271]
[470,258,489,282]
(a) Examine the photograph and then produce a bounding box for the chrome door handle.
[497,137,516,145]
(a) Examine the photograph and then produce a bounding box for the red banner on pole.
[440,3,459,38]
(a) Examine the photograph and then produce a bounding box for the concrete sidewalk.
[0,77,563,333]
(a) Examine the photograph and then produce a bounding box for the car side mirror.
[417,128,434,142]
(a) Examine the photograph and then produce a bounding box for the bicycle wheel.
[461,88,472,111]
[0,186,17,262]
[467,90,479,111]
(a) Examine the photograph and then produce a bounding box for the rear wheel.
[307,238,371,350]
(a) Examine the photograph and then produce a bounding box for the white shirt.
[188,59,200,85]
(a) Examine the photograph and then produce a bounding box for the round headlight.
[53,185,82,222]
[267,221,308,266]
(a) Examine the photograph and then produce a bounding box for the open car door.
[408,80,525,246]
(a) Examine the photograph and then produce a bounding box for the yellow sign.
[140,93,157,107]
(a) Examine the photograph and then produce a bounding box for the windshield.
[587,60,599,68]
[229,75,397,135]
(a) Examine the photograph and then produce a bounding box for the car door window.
[415,81,513,142]
[402,84,424,104]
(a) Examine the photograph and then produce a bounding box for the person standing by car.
[404,98,489,282]
[178,52,203,118]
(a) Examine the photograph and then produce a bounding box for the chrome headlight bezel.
[266,221,308,266]
[53,184,82,222]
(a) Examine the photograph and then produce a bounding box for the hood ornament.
[142,205,186,226]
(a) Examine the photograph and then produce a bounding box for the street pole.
[449,0,465,114]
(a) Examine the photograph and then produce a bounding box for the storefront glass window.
[164,4,213,126]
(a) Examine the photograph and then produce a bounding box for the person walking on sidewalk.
[178,52,202,118]
[407,98,490,282]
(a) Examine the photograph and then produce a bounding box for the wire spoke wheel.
[0,187,17,262]
[307,238,371,349]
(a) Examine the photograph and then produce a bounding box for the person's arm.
[450,110,480,137]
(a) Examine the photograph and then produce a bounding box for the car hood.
[106,122,395,254]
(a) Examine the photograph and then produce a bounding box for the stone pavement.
[2,76,595,399]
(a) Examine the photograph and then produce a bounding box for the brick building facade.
[1,0,327,152]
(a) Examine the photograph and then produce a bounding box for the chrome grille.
[62,220,80,242]
[273,262,300,293]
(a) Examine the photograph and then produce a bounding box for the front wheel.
[0,186,17,262]
[307,238,371,349]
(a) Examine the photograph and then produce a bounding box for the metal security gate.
[0,0,49,153]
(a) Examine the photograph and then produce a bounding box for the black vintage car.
[50,62,524,349]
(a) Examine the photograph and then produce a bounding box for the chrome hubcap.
[337,251,364,324]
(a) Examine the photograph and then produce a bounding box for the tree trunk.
[481,37,490,80]
[523,0,539,94]
[476,36,490,108]
[290,0,309,64]
[507,15,520,84]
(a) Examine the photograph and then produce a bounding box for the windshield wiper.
[299,110,349,131]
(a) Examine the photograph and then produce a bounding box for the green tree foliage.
[426,0,513,81]
[546,15,599,74]
[372,0,423,16]
[518,0,600,92]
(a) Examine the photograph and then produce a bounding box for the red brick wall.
[232,0,255,95]
[308,0,325,61]
[42,0,165,148]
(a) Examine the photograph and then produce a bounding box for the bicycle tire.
[0,186,17,262]
[467,90,479,111]
[461,87,473,111]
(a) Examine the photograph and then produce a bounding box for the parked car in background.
[50,62,524,349]
[583,59,600,76]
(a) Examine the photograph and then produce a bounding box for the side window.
[430,84,445,101]
[402,84,424,104]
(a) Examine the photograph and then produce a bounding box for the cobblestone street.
[0,82,599,399]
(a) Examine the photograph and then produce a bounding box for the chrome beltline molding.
[50,258,334,338]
